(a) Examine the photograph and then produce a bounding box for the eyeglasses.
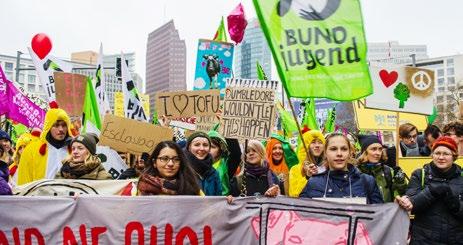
[157,156,181,164]
[432,152,453,157]
[405,134,418,140]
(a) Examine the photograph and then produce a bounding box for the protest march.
[0,0,462,244]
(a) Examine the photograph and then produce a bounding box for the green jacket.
[357,163,407,202]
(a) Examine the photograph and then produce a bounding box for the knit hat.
[358,135,382,153]
[0,130,11,143]
[432,136,458,153]
[71,133,99,155]
[186,131,211,150]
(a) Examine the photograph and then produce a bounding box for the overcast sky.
[1,0,462,89]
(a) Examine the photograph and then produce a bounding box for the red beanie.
[432,136,458,153]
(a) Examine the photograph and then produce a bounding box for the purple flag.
[0,65,45,128]
[227,3,247,44]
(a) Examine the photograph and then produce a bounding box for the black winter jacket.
[406,163,463,245]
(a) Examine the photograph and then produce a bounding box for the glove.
[443,192,461,213]
[428,183,451,198]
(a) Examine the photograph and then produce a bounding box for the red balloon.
[31,33,52,59]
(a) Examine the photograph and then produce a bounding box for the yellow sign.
[353,100,428,131]
[114,92,150,118]
[399,157,463,178]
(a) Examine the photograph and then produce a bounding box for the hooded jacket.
[299,164,384,204]
[17,103,73,185]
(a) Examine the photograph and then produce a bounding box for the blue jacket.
[299,164,384,204]
[0,161,12,195]
[199,168,222,196]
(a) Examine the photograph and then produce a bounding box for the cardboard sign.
[221,86,276,140]
[54,72,87,117]
[353,100,428,131]
[155,90,220,118]
[193,39,234,96]
[195,115,220,132]
[366,65,435,115]
[99,114,173,155]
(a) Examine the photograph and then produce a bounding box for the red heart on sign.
[379,70,398,88]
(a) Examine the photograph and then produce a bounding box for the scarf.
[244,162,268,177]
[137,173,178,195]
[46,132,69,149]
[400,141,420,157]
[430,162,458,179]
[185,150,214,179]
[60,155,101,179]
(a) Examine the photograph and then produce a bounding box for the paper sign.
[54,72,87,117]
[353,100,428,131]
[193,39,234,96]
[366,65,435,115]
[155,90,220,118]
[99,114,173,154]
[114,91,124,117]
[195,115,220,132]
[221,85,276,140]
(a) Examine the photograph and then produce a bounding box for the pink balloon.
[31,33,52,59]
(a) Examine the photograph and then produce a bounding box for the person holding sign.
[299,133,383,204]
[137,141,200,196]
[288,129,325,197]
[229,140,281,197]
[185,132,222,196]
[55,133,111,180]
[397,136,463,244]
[356,135,407,203]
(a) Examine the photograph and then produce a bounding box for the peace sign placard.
[365,65,435,115]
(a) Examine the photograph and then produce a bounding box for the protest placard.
[366,65,435,115]
[155,90,220,118]
[99,114,173,155]
[54,72,87,117]
[221,80,276,140]
[0,196,409,244]
[195,115,220,132]
[353,100,428,131]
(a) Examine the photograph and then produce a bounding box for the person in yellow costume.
[17,102,74,185]
[288,128,325,197]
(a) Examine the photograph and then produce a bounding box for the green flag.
[10,122,28,143]
[82,77,102,133]
[256,61,268,80]
[427,106,438,124]
[302,98,319,130]
[253,0,372,100]
[152,108,159,125]
[323,107,336,133]
[276,102,298,137]
[213,17,228,42]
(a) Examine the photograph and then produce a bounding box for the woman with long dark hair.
[138,141,200,195]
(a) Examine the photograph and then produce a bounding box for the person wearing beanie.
[55,133,111,180]
[265,134,298,195]
[0,146,12,195]
[185,131,222,196]
[288,129,326,197]
[0,129,13,165]
[356,135,407,202]
[17,101,76,185]
[397,136,463,244]
[208,130,231,196]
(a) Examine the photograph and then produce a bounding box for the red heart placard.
[379,70,398,88]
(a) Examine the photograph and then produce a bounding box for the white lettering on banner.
[1,191,409,244]
[12,93,44,128]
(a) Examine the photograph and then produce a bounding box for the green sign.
[253,0,373,101]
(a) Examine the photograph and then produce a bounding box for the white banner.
[96,146,129,179]
[121,52,147,121]
[0,195,409,244]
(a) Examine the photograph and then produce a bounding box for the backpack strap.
[383,166,394,190]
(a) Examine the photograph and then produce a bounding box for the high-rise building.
[234,18,272,80]
[413,55,463,124]
[367,41,428,64]
[146,20,186,115]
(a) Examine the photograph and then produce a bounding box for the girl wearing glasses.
[137,141,200,195]
[397,136,463,244]
[299,133,383,204]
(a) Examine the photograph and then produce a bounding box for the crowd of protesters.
[0,102,462,244]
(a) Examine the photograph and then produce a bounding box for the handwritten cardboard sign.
[100,114,173,155]
[221,86,276,141]
[54,72,87,117]
[195,115,219,132]
[155,90,220,118]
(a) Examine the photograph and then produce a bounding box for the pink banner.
[0,65,45,128]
